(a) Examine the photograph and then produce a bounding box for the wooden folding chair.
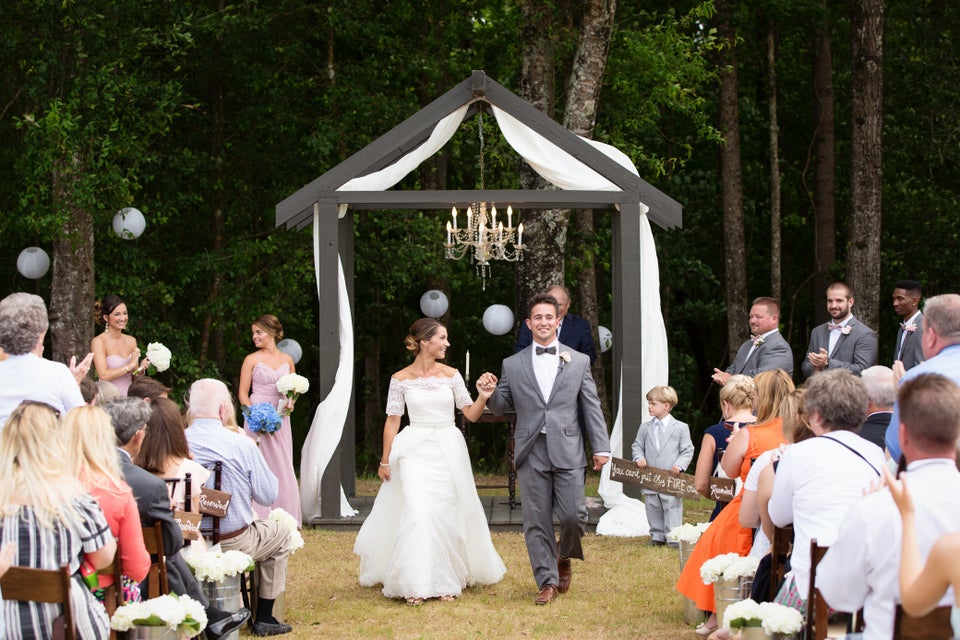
[769,524,793,601]
[1,565,76,640]
[893,604,952,640]
[805,538,831,640]
[199,461,224,544]
[141,521,170,598]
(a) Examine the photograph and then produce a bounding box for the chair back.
[141,521,170,598]
[805,538,830,640]
[0,565,76,640]
[770,524,793,601]
[893,604,953,640]
[199,461,225,544]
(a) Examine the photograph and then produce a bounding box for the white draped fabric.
[300,103,669,532]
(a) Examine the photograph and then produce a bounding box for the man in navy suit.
[712,297,794,385]
[515,285,596,365]
[801,282,878,378]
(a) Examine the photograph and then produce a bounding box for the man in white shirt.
[712,297,794,385]
[817,373,960,639]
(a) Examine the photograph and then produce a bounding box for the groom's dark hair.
[527,293,559,318]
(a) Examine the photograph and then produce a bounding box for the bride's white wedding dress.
[354,373,506,599]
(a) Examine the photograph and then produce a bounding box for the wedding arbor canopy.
[276,70,681,526]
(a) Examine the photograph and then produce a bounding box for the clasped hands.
[806,348,829,371]
[475,372,498,396]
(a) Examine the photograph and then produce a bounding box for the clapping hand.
[69,352,94,384]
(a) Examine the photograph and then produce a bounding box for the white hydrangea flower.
[276,373,309,395]
[667,521,711,544]
[722,598,763,630]
[269,507,305,553]
[146,342,172,372]
[699,552,742,585]
[759,602,804,634]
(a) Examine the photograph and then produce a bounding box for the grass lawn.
[264,478,715,639]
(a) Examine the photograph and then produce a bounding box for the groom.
[484,293,610,605]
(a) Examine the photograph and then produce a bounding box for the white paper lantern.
[419,290,449,318]
[482,304,514,336]
[16,247,50,279]
[277,338,303,364]
[112,207,146,239]
[598,326,613,353]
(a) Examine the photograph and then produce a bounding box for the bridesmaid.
[238,314,301,524]
[91,295,149,396]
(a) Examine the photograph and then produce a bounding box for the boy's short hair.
[645,385,678,407]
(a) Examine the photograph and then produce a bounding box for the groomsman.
[801,282,878,378]
[712,297,794,385]
[892,279,925,376]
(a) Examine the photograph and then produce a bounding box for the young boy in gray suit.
[631,385,694,546]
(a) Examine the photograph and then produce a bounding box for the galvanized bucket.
[201,574,243,640]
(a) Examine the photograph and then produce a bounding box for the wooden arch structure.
[276,70,682,518]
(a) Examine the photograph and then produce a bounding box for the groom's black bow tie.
[536,346,557,355]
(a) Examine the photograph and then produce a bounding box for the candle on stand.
[451,206,458,229]
[446,221,451,244]
[467,206,472,231]
[517,222,524,246]
[465,350,470,383]
[507,205,513,229]
[491,206,497,230]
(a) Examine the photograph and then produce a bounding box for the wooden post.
[316,199,341,518]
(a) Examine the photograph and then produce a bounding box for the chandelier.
[443,109,525,286]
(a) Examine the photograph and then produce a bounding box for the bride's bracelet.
[379,463,390,467]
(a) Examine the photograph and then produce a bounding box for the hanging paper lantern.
[482,304,514,336]
[16,247,50,279]
[112,207,146,239]
[277,338,303,364]
[598,326,613,353]
[419,290,449,318]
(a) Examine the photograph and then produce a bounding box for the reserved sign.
[198,487,231,517]
[609,457,736,502]
[173,510,202,541]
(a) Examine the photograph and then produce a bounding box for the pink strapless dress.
[105,354,133,396]
[246,362,302,524]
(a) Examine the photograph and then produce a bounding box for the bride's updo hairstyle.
[253,314,284,341]
[94,294,125,326]
[404,318,443,355]
[719,375,756,412]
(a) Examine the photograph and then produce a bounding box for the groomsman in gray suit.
[484,293,610,605]
[892,279,925,377]
[801,282,878,378]
[712,297,794,385]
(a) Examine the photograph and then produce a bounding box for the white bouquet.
[667,522,711,545]
[183,546,254,582]
[145,342,172,373]
[721,555,760,581]
[699,552,742,585]
[269,507,304,554]
[110,594,207,637]
[722,598,763,630]
[759,601,804,634]
[275,373,309,416]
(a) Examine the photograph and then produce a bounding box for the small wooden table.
[458,410,517,510]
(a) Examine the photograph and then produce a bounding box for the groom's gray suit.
[487,343,610,590]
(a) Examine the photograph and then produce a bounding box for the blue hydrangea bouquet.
[242,402,283,445]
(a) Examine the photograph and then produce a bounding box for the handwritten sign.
[173,510,202,541]
[198,487,231,517]
[609,457,736,502]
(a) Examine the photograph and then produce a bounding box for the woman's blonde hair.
[0,402,85,528]
[779,388,814,444]
[754,369,795,424]
[719,375,757,411]
[62,405,129,498]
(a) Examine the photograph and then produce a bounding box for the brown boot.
[557,556,572,594]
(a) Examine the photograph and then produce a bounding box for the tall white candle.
[451,206,457,230]
[507,205,513,229]
[517,222,524,245]
[465,350,470,382]
[491,206,497,230]
[446,221,451,244]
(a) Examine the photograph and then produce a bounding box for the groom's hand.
[592,454,609,471]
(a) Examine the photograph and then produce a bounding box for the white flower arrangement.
[276,373,309,416]
[699,552,742,585]
[145,342,172,372]
[721,555,760,581]
[759,601,804,634]
[183,546,254,583]
[110,594,207,637]
[722,597,763,629]
[666,522,710,545]
[269,507,304,554]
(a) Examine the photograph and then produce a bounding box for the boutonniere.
[751,336,765,348]
[559,351,572,363]
[840,325,852,335]
[903,323,917,333]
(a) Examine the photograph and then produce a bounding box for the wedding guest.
[858,365,896,451]
[237,314,301,523]
[80,376,98,404]
[96,380,121,405]
[63,405,150,603]
[0,292,85,426]
[128,376,171,402]
[694,375,757,521]
[91,295,150,396]
[0,401,116,639]
[355,319,505,605]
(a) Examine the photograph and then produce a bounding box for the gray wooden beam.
[338,213,356,497]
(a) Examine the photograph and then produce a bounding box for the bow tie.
[827,322,843,331]
[536,346,557,355]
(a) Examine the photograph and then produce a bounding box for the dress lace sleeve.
[385,378,405,416]
[452,371,473,410]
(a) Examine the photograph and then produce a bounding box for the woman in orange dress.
[676,369,795,635]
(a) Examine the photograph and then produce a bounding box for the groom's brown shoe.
[557,557,572,593]
[534,584,559,605]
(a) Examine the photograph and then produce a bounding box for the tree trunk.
[810,7,836,325]
[848,0,883,330]
[48,157,95,365]
[717,1,749,360]
[767,24,782,302]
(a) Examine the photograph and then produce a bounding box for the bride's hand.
[378,463,391,482]
[475,372,498,396]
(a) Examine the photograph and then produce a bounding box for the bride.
[354,318,506,605]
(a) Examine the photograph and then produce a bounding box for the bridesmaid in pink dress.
[91,295,149,396]
[238,314,302,524]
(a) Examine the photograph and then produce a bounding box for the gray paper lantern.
[598,325,613,353]
[16,247,50,279]
[482,304,514,336]
[277,338,303,364]
[112,207,146,239]
[419,290,449,318]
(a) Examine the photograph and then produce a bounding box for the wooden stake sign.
[609,457,736,502]
[173,511,202,541]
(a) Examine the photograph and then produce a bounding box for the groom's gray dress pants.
[517,433,587,589]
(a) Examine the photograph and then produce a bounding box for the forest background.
[1,0,954,476]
